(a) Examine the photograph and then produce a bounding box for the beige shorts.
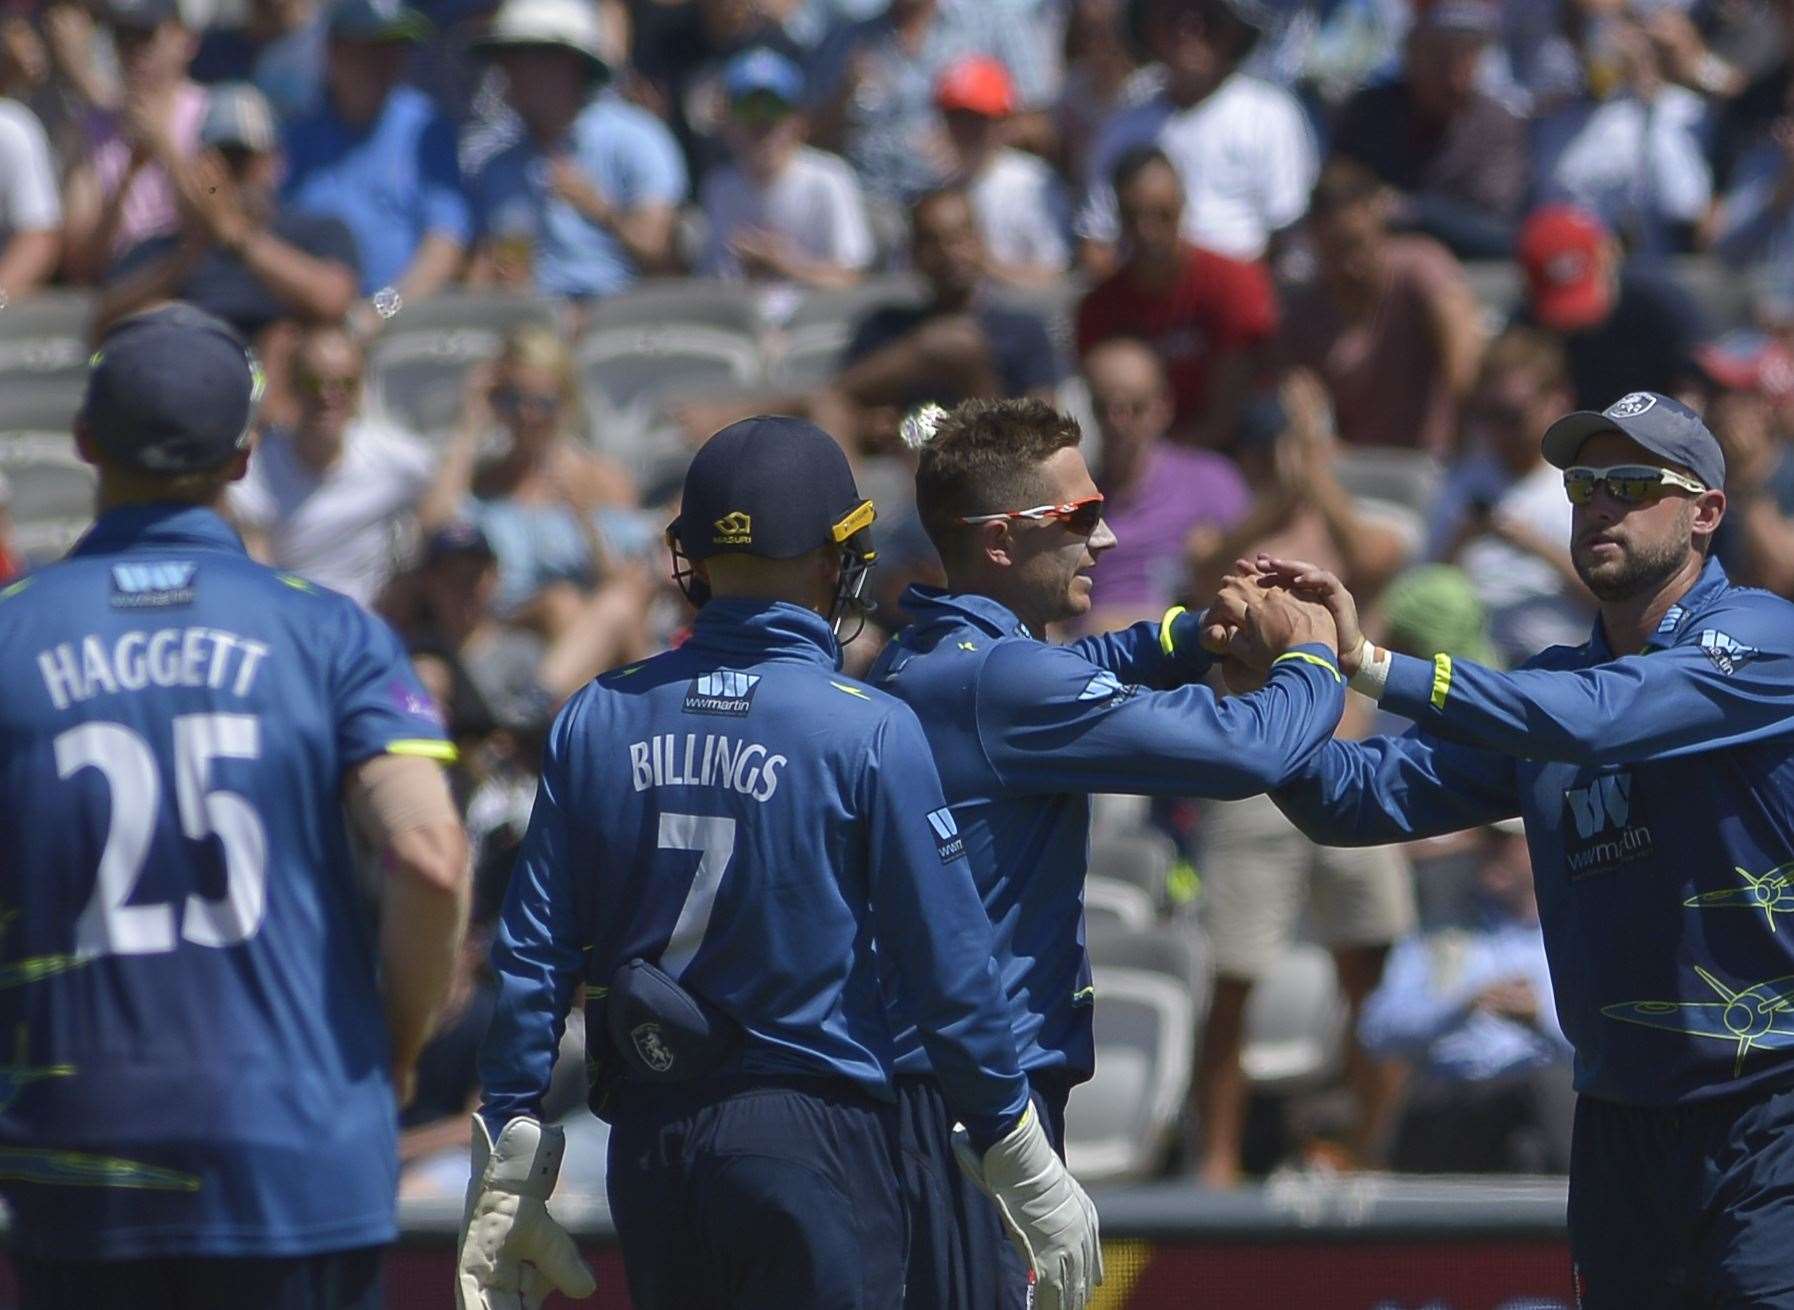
[1199,792,1416,980]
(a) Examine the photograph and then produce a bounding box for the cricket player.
[458,416,1100,1310]
[1222,391,1794,1308]
[0,304,470,1309]
[871,398,1347,1308]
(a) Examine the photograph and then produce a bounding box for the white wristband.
[1348,638,1391,700]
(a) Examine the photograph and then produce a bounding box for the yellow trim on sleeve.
[385,739,459,763]
[1158,605,1188,655]
[1430,653,1454,710]
[1271,650,1342,682]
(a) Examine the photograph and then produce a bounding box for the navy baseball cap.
[424,520,496,564]
[1541,390,1725,492]
[82,305,263,474]
[672,416,874,562]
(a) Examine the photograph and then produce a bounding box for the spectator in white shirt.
[1532,10,1712,255]
[698,46,873,287]
[934,53,1069,287]
[1075,0,1316,267]
[231,322,435,606]
[0,35,60,301]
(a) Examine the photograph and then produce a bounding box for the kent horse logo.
[631,1023,676,1075]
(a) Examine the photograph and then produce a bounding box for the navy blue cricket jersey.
[870,586,1346,1081]
[0,505,452,1259]
[478,600,1029,1142]
[1276,558,1794,1106]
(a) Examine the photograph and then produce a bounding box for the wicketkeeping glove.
[953,1104,1103,1310]
[456,1115,597,1310]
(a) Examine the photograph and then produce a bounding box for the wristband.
[1348,638,1392,700]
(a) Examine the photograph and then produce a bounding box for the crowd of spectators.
[7,0,1794,1190]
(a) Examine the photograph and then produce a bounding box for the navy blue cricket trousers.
[607,1074,907,1310]
[896,1073,1070,1310]
[14,1246,382,1310]
[1569,1084,1794,1308]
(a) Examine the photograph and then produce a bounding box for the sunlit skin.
[290,327,364,473]
[1568,431,1725,614]
[954,445,1118,634]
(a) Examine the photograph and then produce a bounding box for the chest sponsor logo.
[927,807,965,864]
[1698,628,1759,675]
[1657,604,1686,634]
[1563,770,1655,879]
[108,562,195,609]
[683,670,761,717]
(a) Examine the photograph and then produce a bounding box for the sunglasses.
[298,372,361,397]
[491,385,561,414]
[960,494,1105,536]
[1563,465,1707,506]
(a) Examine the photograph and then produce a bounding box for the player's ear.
[71,417,101,468]
[1692,488,1726,545]
[979,519,1016,569]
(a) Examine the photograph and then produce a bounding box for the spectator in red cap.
[1680,330,1794,597]
[1330,0,1527,260]
[936,54,1069,288]
[1516,203,1709,412]
[1076,144,1275,445]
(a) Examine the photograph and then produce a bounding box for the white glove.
[456,1115,597,1310]
[953,1104,1103,1310]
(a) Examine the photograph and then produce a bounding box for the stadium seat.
[1240,942,1346,1094]
[1084,875,1156,932]
[583,279,765,336]
[364,292,560,440]
[1089,829,1179,909]
[1068,923,1202,1183]
[0,291,95,432]
[1333,447,1442,519]
[577,325,763,418]
[0,431,96,563]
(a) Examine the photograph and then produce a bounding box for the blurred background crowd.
[3,0,1793,1200]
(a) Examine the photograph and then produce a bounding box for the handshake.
[1199,555,1371,686]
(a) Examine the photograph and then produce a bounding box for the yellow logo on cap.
[714,511,752,546]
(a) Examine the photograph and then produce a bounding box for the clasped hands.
[1200,554,1367,689]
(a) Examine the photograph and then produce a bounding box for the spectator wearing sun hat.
[935,54,1069,288]
[468,0,686,300]
[697,46,872,287]
[1515,203,1709,412]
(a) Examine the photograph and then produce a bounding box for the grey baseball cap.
[200,83,279,152]
[81,305,263,474]
[1541,390,1725,491]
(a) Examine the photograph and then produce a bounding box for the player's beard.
[1574,508,1695,602]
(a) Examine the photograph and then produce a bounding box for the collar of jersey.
[1587,554,1731,661]
[72,504,248,557]
[899,584,1032,640]
[687,598,839,667]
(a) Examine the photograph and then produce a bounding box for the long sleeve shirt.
[1277,558,1794,1105]
[477,600,1028,1143]
[872,586,1345,1081]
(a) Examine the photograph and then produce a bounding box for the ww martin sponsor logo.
[1564,771,1655,879]
[683,670,762,717]
[927,807,966,864]
[109,562,196,609]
